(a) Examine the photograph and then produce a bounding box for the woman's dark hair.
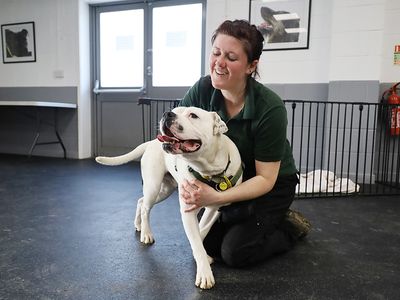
[211,19,264,78]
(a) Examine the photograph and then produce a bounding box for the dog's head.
[258,6,300,43]
[157,106,227,155]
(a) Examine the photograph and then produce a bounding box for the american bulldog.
[96,106,243,289]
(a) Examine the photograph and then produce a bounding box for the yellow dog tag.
[218,181,228,191]
[216,176,233,192]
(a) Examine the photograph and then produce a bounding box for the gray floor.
[1,154,399,300]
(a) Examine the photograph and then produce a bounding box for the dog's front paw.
[195,266,215,289]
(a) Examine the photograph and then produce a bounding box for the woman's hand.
[180,179,219,212]
[180,160,281,213]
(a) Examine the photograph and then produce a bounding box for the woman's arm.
[181,160,281,212]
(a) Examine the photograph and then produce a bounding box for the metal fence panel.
[138,97,400,198]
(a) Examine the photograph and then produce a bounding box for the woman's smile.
[215,69,228,76]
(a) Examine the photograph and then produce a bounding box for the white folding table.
[0,101,77,158]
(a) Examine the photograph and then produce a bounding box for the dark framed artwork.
[1,21,36,63]
[249,0,311,51]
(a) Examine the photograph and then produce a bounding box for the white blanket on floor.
[297,169,360,194]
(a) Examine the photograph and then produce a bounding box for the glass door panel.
[92,1,205,155]
[99,9,144,88]
[152,3,203,87]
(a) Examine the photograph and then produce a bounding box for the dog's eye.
[189,113,199,119]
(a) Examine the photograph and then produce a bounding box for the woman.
[179,20,310,267]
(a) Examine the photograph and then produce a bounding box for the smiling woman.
[179,19,311,269]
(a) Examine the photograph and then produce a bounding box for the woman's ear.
[246,60,259,75]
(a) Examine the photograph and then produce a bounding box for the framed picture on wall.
[1,21,36,63]
[249,0,311,51]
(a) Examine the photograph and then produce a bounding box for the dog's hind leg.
[134,177,175,232]
[139,174,177,244]
[156,174,177,203]
[134,197,144,232]
[139,204,155,244]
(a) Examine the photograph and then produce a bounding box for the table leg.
[28,107,67,159]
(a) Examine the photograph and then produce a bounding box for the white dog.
[96,106,242,289]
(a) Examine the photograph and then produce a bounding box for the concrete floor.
[1,154,399,300]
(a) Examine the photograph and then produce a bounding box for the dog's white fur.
[96,106,242,289]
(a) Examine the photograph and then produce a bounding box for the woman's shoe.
[284,209,312,240]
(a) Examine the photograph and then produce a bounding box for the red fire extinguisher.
[384,82,400,136]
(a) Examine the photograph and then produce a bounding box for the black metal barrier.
[138,97,400,198]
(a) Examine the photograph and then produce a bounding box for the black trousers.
[203,173,298,268]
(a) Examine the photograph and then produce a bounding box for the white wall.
[380,0,400,82]
[328,0,385,81]
[0,0,80,86]
[78,0,92,158]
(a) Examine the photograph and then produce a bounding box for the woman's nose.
[215,56,226,68]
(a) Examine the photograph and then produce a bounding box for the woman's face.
[209,34,256,92]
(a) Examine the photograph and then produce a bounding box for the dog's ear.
[213,112,228,135]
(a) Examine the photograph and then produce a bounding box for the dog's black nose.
[162,111,177,129]
[163,111,176,118]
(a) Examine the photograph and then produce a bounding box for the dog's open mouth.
[157,129,201,153]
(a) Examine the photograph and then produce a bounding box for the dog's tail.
[95,141,151,166]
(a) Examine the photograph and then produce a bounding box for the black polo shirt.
[180,76,297,180]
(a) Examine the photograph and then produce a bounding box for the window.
[99,9,144,88]
[152,3,203,87]
[96,1,205,90]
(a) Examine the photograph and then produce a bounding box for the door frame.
[90,0,206,155]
